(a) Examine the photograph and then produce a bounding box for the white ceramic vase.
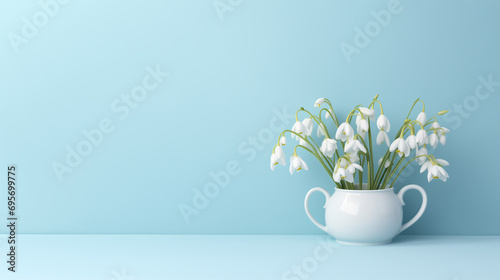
[304,184,427,245]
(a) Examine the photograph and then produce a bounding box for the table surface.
[0,234,499,280]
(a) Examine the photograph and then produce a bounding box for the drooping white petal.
[280,136,287,146]
[345,139,365,154]
[344,171,354,183]
[336,122,354,142]
[406,135,417,150]
[314,98,326,107]
[333,172,341,183]
[289,155,296,175]
[416,129,429,146]
[429,133,439,149]
[416,147,428,165]
[427,168,433,182]
[290,155,308,174]
[275,146,286,166]
[439,135,446,145]
[320,138,337,158]
[302,118,313,136]
[292,121,307,140]
[436,159,449,166]
[437,166,449,179]
[333,168,346,183]
[378,157,390,168]
[376,114,391,132]
[359,107,375,120]
[344,140,355,153]
[347,164,355,174]
[376,131,390,147]
[389,138,402,153]
[355,114,362,126]
[351,163,363,171]
[337,168,346,182]
[324,108,334,119]
[317,123,327,138]
[356,119,368,139]
[270,153,278,171]
[297,156,308,171]
[355,140,367,153]
[348,153,360,163]
[429,165,447,182]
[416,112,427,125]
[391,138,410,157]
[420,161,431,173]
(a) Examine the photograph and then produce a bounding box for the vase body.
[304,184,427,245]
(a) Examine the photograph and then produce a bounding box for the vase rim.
[335,183,393,192]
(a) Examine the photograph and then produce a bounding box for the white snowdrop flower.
[389,137,410,157]
[376,130,390,147]
[378,157,390,168]
[376,114,390,132]
[359,107,375,121]
[344,139,367,154]
[429,133,439,149]
[291,121,307,140]
[416,112,427,125]
[314,98,326,107]
[302,118,313,136]
[335,122,354,142]
[319,138,337,158]
[280,136,287,146]
[270,146,286,171]
[406,135,417,150]
[416,147,428,165]
[317,123,327,138]
[289,155,308,175]
[416,129,428,146]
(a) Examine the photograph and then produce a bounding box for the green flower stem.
[355,136,371,187]
[295,144,337,186]
[367,123,375,189]
[373,121,407,185]
[345,105,363,123]
[359,155,366,189]
[340,180,346,189]
[369,99,384,114]
[283,130,342,190]
[281,130,333,170]
[384,156,405,187]
[380,153,398,188]
[298,108,333,140]
[324,99,340,127]
[405,98,425,119]
[319,108,339,128]
[388,155,432,188]
[424,116,437,126]
[373,151,392,187]
[295,145,336,183]
[377,165,390,189]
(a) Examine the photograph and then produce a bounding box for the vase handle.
[304,187,330,233]
[397,184,427,233]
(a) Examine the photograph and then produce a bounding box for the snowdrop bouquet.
[270,96,450,190]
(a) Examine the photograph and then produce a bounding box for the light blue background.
[0,0,499,235]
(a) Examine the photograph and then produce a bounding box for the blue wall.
[1,0,499,235]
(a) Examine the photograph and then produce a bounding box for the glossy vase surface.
[304,184,427,245]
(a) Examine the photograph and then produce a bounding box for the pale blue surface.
[0,234,499,280]
[1,0,500,235]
